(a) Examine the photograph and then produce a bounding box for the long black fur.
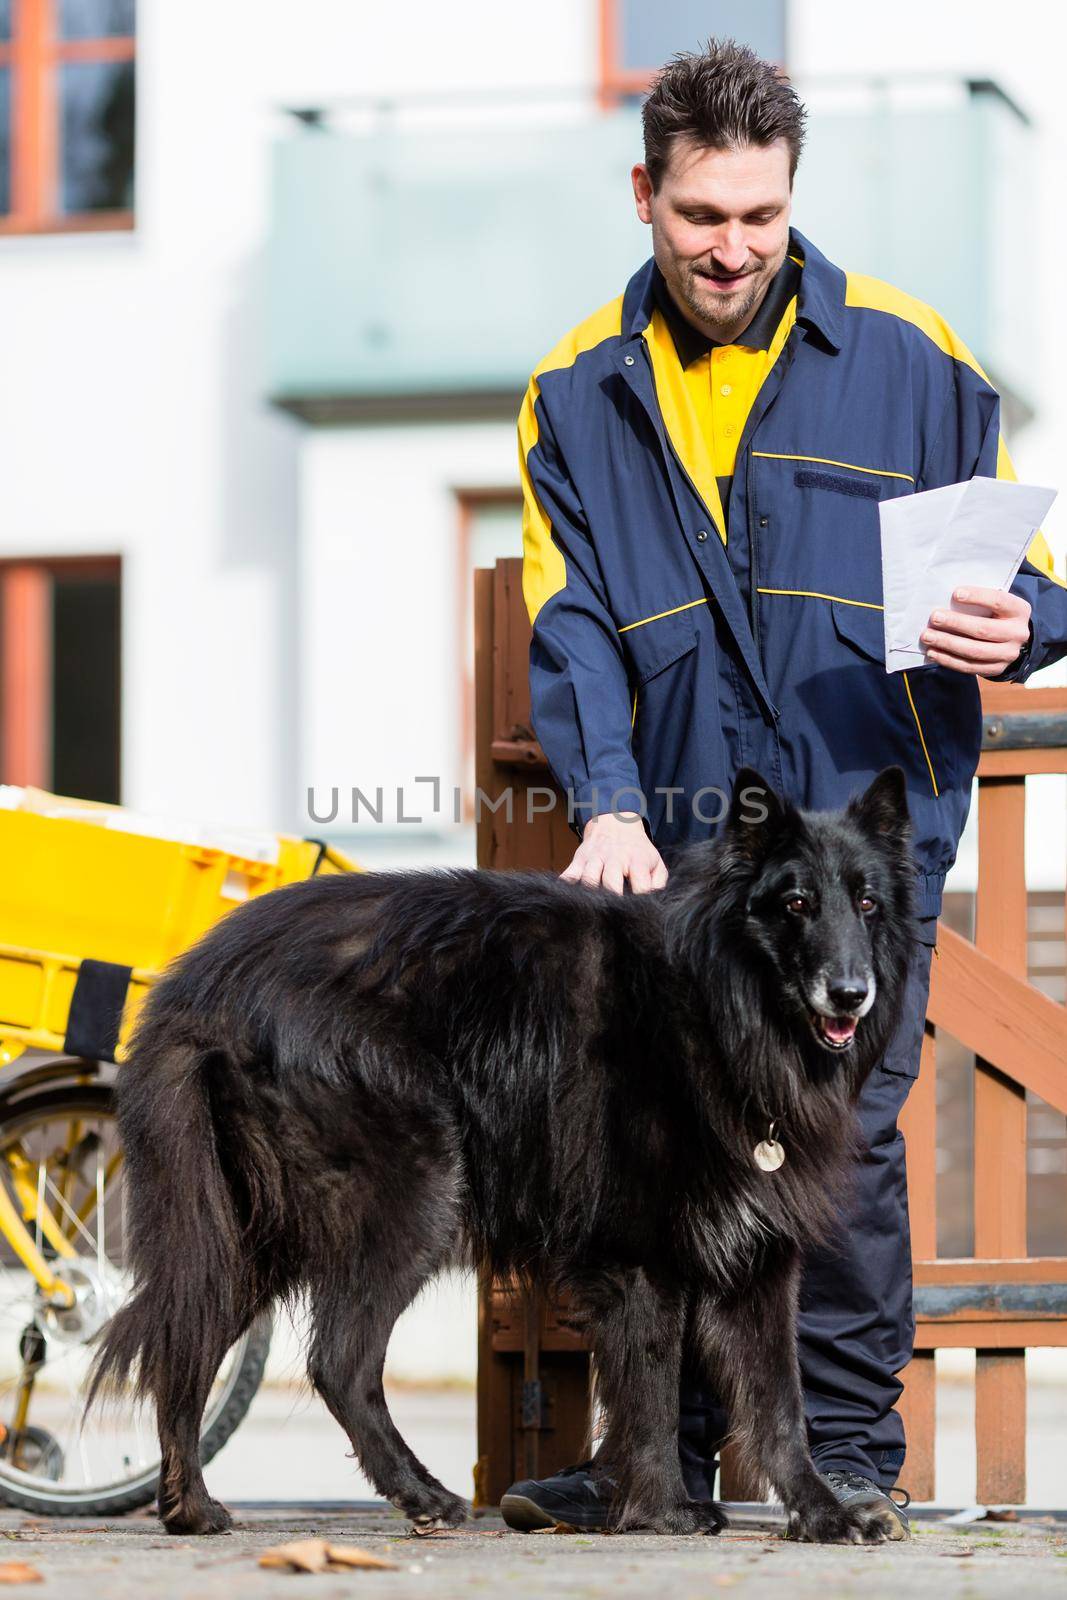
[88,767,915,1542]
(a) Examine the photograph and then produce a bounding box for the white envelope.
[878,476,1058,673]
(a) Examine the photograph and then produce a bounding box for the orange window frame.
[597,0,657,109]
[0,554,122,789]
[597,1,788,110]
[0,0,135,235]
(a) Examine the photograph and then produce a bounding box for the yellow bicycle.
[0,790,354,1514]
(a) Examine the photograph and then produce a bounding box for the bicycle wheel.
[0,1081,271,1516]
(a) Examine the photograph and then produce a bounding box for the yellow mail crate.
[0,797,356,1065]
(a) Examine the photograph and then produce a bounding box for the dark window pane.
[59,0,135,39]
[60,60,135,214]
[0,3,12,43]
[52,574,121,804]
[619,0,786,70]
[0,68,9,215]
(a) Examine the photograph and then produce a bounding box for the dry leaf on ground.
[260,1540,332,1573]
[0,1566,42,1586]
[259,1538,398,1573]
[326,1545,399,1570]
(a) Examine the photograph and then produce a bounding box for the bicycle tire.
[0,1082,272,1517]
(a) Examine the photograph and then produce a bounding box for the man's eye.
[785,896,809,916]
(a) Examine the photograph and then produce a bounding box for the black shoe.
[500,1460,614,1531]
[819,1470,911,1540]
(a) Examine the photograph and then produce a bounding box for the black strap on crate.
[63,959,133,1063]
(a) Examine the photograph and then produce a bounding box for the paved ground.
[0,1505,1065,1598]
[202,1374,1067,1507]
[3,1382,1065,1594]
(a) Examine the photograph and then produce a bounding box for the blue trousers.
[679,917,937,1497]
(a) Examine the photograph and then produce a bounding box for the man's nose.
[711,223,748,273]
[826,975,869,1013]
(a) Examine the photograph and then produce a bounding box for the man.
[505,41,1067,1538]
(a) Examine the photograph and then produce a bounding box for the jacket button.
[759,516,769,528]
[695,530,708,543]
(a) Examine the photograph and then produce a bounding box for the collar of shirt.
[651,255,803,367]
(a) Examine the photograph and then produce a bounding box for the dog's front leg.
[691,1258,893,1545]
[573,1269,725,1535]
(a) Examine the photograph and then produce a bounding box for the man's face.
[632,137,792,341]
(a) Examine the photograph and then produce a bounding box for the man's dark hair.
[641,38,806,190]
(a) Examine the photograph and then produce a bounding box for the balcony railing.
[266,78,1034,423]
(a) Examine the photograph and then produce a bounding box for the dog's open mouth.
[810,1013,859,1051]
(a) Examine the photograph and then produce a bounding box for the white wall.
[299,420,516,857]
[0,0,590,837]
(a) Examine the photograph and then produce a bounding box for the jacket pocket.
[830,601,940,799]
[829,598,886,662]
[620,611,704,835]
[620,607,700,684]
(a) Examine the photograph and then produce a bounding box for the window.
[0,557,121,801]
[598,0,787,107]
[0,0,134,235]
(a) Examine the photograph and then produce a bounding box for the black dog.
[89,767,915,1543]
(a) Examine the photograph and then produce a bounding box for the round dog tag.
[754,1140,785,1172]
[754,1122,785,1172]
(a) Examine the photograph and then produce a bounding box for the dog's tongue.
[821,1015,858,1045]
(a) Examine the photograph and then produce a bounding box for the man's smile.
[692,264,756,294]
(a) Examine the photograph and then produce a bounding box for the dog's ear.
[726,767,786,855]
[848,766,911,844]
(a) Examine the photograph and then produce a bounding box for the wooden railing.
[899,682,1067,1504]
[472,559,1067,1507]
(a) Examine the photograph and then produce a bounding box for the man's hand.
[561,811,669,895]
[920,587,1031,677]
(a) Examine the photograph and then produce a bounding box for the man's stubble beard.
[678,261,770,341]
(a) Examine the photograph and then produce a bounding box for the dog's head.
[718,766,915,1063]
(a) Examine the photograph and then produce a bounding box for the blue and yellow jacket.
[518,229,1066,916]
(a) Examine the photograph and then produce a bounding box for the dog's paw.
[163,1495,233,1536]
[615,1498,728,1536]
[848,1500,909,1542]
[786,1502,891,1545]
[407,1492,468,1534]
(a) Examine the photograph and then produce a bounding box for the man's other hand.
[561,811,669,895]
[921,587,1032,677]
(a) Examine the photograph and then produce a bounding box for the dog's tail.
[87,1027,276,1415]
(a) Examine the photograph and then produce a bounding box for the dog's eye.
[784,896,809,916]
[859,894,878,914]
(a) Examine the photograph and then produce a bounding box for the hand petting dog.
[921,586,1031,676]
[561,811,669,894]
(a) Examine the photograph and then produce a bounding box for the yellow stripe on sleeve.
[519,296,625,624]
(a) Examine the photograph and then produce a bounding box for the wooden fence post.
[973,775,1028,1504]
[897,1020,938,1499]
